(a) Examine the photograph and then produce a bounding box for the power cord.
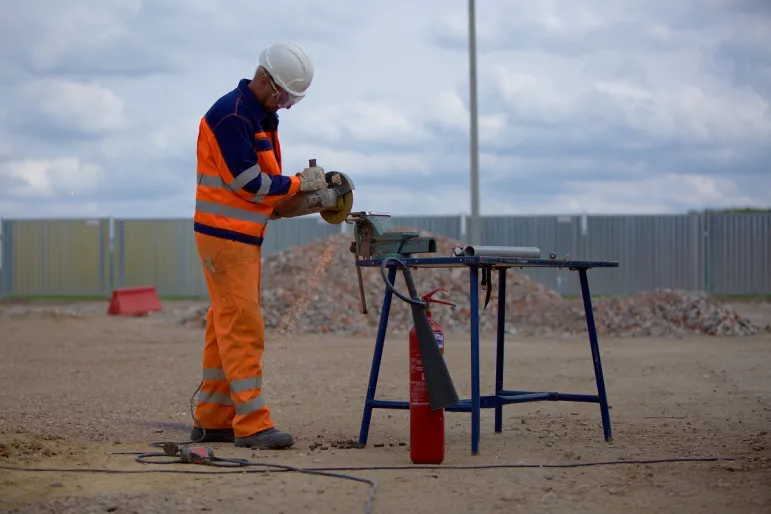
[118,443,379,514]
[0,456,736,473]
[143,380,207,451]
[0,456,735,514]
[0,452,736,514]
[142,377,379,513]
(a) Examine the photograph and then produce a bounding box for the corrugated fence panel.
[579,215,703,296]
[261,217,342,255]
[705,213,771,295]
[388,216,462,240]
[114,219,207,298]
[113,217,340,298]
[481,215,581,295]
[0,219,110,297]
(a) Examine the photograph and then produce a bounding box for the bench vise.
[346,211,439,314]
[347,211,438,259]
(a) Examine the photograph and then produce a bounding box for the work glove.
[297,166,328,192]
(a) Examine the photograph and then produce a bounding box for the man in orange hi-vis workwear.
[190,41,324,450]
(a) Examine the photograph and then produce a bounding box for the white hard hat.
[259,41,314,107]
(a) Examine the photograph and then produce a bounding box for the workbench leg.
[578,268,613,442]
[358,266,398,447]
[469,265,481,455]
[494,268,507,433]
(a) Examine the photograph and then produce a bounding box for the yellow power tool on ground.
[271,159,355,224]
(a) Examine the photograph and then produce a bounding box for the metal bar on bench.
[367,391,602,411]
[497,391,601,403]
[457,245,542,258]
[368,400,409,409]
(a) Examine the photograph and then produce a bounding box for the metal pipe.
[460,245,542,258]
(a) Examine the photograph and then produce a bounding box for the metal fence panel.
[579,214,704,296]
[705,213,771,295]
[480,215,582,295]
[389,216,462,240]
[0,220,9,298]
[0,219,110,297]
[112,217,341,298]
[113,219,207,298]
[261,217,342,256]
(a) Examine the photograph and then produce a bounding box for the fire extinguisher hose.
[379,257,426,306]
[379,256,461,410]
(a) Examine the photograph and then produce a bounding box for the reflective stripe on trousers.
[198,369,267,416]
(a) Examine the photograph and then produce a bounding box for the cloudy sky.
[0,0,769,219]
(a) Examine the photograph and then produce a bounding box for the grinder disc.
[320,171,355,225]
[320,190,353,224]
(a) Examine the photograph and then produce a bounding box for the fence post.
[0,219,10,298]
[702,212,711,295]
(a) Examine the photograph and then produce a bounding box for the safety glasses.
[266,73,303,109]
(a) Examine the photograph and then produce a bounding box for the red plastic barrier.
[107,286,163,316]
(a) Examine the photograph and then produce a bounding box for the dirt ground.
[0,300,770,514]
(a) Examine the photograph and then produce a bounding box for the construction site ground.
[0,299,770,514]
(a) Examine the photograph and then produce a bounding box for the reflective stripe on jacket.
[194,78,301,246]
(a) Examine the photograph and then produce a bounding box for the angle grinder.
[271,159,355,224]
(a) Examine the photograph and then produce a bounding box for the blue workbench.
[355,255,620,455]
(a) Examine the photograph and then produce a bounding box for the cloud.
[10,79,127,140]
[0,0,770,220]
[0,157,102,199]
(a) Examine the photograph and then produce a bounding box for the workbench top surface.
[355,255,620,269]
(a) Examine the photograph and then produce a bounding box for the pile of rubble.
[178,231,769,339]
[591,290,767,338]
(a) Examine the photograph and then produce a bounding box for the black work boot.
[234,428,295,450]
[190,426,235,443]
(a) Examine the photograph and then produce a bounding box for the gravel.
[176,231,770,339]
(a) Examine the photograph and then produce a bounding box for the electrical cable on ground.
[0,456,737,514]
[0,455,735,474]
[134,378,380,513]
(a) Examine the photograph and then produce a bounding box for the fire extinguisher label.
[435,331,444,351]
[409,328,445,407]
[410,375,428,404]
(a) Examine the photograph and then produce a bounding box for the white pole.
[468,0,481,245]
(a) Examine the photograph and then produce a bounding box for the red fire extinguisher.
[409,287,455,465]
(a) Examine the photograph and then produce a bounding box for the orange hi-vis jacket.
[194,79,302,246]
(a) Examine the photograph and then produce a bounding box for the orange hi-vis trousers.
[193,232,273,438]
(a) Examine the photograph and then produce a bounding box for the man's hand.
[297,166,328,192]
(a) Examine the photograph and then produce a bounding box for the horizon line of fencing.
[1,212,769,299]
